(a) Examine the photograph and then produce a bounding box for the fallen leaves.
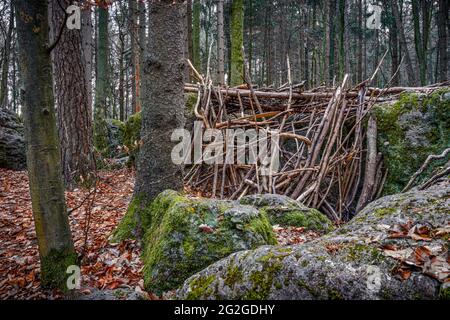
[0,168,145,299]
[383,244,449,282]
[273,225,321,246]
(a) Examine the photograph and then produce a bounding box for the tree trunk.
[81,3,93,111]
[217,0,225,85]
[230,0,244,86]
[328,0,336,84]
[50,0,94,188]
[391,0,418,86]
[94,6,110,154]
[0,6,14,109]
[338,0,345,81]
[131,0,186,231]
[437,0,448,82]
[14,0,76,290]
[192,0,201,71]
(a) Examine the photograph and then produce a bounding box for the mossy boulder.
[121,112,141,164]
[373,89,450,195]
[112,190,277,294]
[0,108,26,170]
[104,119,125,158]
[177,179,449,300]
[240,194,334,232]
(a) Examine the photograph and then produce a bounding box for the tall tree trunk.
[192,0,201,71]
[391,0,418,86]
[130,0,186,234]
[81,2,93,111]
[230,0,244,86]
[338,0,346,81]
[437,0,448,82]
[128,0,139,114]
[14,0,76,289]
[0,6,14,109]
[328,0,336,84]
[357,0,363,83]
[94,6,110,154]
[50,0,94,188]
[217,0,225,85]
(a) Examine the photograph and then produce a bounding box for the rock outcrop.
[112,191,331,295]
[177,180,450,300]
[240,194,334,232]
[374,89,450,195]
[0,109,26,170]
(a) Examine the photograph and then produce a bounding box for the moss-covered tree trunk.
[217,0,225,85]
[192,0,201,71]
[14,0,76,290]
[50,0,94,189]
[230,0,244,87]
[94,6,109,155]
[129,0,186,237]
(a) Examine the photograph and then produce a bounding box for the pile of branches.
[183,59,448,222]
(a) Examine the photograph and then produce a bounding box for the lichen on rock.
[177,179,450,300]
[112,190,277,294]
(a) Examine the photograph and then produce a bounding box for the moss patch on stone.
[113,190,277,295]
[374,89,450,195]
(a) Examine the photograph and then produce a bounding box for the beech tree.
[14,0,76,289]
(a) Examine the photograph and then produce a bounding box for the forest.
[0,0,449,303]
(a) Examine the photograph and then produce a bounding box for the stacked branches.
[183,62,448,222]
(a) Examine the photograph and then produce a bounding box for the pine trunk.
[50,0,94,188]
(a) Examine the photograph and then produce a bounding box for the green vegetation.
[374,90,450,195]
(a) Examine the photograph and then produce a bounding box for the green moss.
[186,275,216,300]
[374,90,450,195]
[224,264,243,288]
[373,207,396,218]
[243,252,287,300]
[328,288,344,300]
[345,243,383,263]
[245,214,278,245]
[266,207,333,232]
[185,93,198,114]
[439,286,450,300]
[297,279,319,297]
[40,248,78,292]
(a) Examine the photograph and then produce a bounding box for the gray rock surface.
[0,109,26,170]
[177,180,450,300]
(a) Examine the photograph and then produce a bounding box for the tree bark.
[0,6,14,109]
[391,0,418,86]
[94,6,110,154]
[133,0,186,203]
[81,2,93,111]
[50,0,94,188]
[230,0,244,86]
[192,0,201,71]
[217,0,225,85]
[437,0,448,82]
[14,0,76,289]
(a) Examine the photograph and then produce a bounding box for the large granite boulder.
[374,90,450,195]
[0,109,26,170]
[177,179,450,300]
[111,190,280,294]
[240,194,334,232]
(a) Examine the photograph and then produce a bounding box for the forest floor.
[0,168,320,300]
